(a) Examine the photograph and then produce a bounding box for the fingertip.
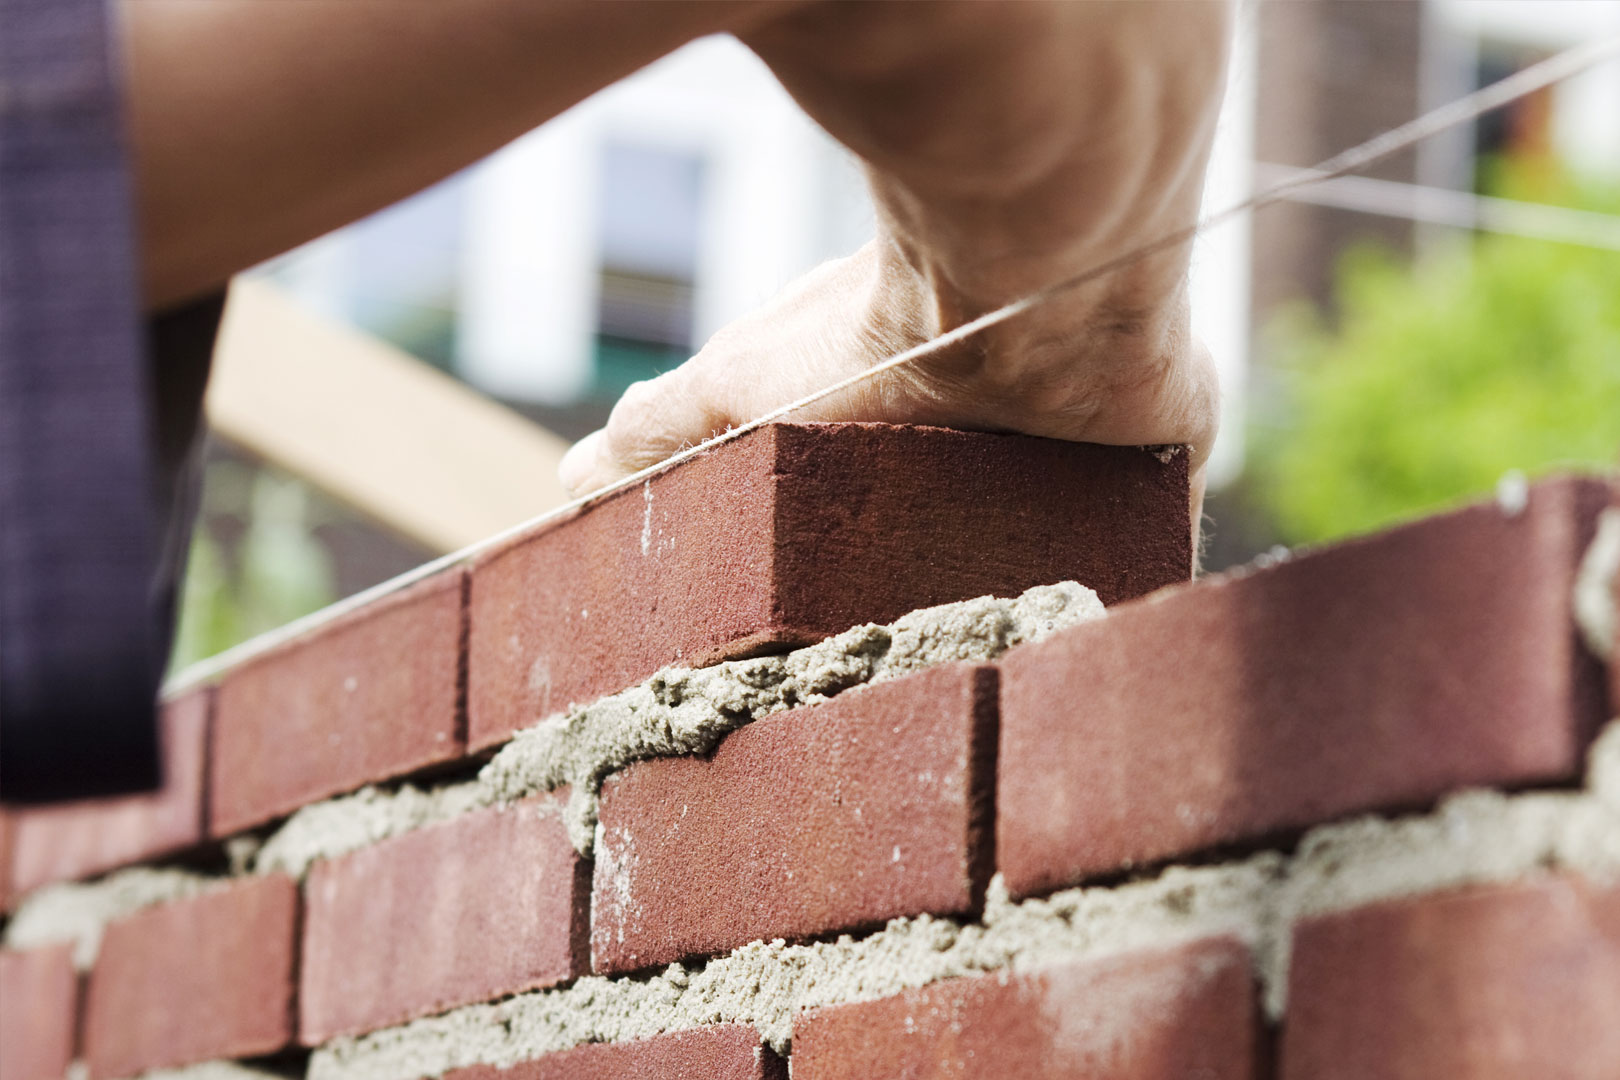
[559,430,604,498]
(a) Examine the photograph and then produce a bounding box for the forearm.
[124,0,1229,357]
[745,2,1232,374]
[120,0,777,309]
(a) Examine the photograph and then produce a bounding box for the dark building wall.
[1251,0,1426,322]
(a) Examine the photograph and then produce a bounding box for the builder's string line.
[166,32,1620,693]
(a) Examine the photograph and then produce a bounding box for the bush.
[1251,177,1620,544]
[169,467,336,672]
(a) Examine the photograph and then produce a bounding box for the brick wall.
[3,422,1617,1080]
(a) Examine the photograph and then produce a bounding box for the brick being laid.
[998,474,1615,898]
[8,689,210,897]
[466,423,1190,750]
[791,937,1260,1080]
[299,791,588,1044]
[590,663,999,973]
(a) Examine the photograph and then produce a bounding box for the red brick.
[468,423,1189,750]
[443,1026,784,1080]
[84,875,297,1079]
[999,476,1611,898]
[299,793,587,1043]
[1280,874,1620,1079]
[1611,558,1619,715]
[0,945,78,1080]
[0,811,14,910]
[9,691,209,895]
[591,664,997,974]
[1611,488,1619,715]
[211,569,466,835]
[792,936,1258,1079]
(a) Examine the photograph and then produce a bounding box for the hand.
[560,1,1231,529]
[121,0,1227,527]
[558,237,1219,517]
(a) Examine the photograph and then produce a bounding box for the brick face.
[299,793,587,1043]
[467,424,1189,750]
[1612,558,1619,714]
[999,477,1612,898]
[792,937,1258,1079]
[84,875,298,1079]
[1281,874,1620,1079]
[1611,486,1619,715]
[590,664,998,974]
[9,690,209,895]
[0,811,14,910]
[0,945,78,1080]
[211,569,466,835]
[442,1026,784,1080]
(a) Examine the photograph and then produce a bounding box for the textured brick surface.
[9,691,209,895]
[0,811,14,909]
[793,937,1257,1079]
[84,875,298,1079]
[300,793,587,1043]
[468,423,1189,750]
[1000,476,1611,897]
[591,664,998,973]
[1281,875,1620,1078]
[1611,488,1619,714]
[211,569,465,835]
[0,945,77,1080]
[443,1026,784,1080]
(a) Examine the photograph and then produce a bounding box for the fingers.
[557,240,1223,529]
[1174,336,1223,476]
[558,366,733,497]
[557,430,606,497]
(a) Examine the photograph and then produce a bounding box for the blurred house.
[1253,0,1620,321]
[266,37,875,442]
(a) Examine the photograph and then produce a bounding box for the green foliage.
[1251,178,1620,545]
[168,468,336,673]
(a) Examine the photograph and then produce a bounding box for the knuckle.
[695,323,746,360]
[603,381,665,457]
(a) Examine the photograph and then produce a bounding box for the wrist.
[873,214,1192,404]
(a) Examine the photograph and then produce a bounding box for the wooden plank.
[208,277,572,554]
[0,0,162,800]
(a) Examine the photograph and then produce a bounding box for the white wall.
[1190,5,1258,490]
[456,36,873,406]
[1432,0,1620,176]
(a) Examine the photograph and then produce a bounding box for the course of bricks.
[1,422,1617,1080]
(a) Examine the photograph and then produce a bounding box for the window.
[592,141,706,399]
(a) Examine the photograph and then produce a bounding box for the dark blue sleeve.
[0,0,219,803]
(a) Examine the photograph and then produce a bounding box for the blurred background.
[171,0,1620,671]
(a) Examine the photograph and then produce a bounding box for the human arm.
[121,0,1231,514]
[563,2,1233,509]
